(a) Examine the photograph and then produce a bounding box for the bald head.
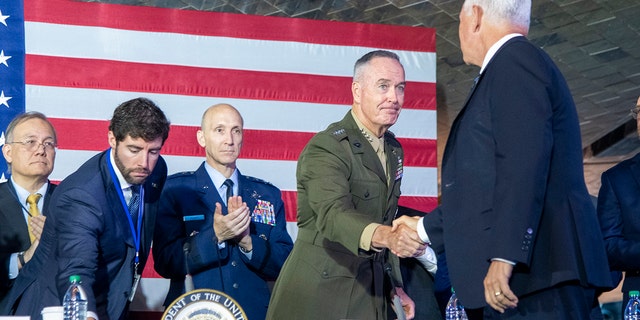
[201,103,244,130]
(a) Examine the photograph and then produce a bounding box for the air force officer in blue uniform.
[153,103,293,320]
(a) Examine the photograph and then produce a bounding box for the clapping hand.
[213,196,251,243]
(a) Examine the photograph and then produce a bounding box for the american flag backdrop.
[0,0,437,315]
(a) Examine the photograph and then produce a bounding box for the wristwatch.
[17,251,26,266]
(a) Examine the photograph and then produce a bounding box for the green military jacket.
[267,111,405,320]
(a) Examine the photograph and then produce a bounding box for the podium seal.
[161,289,248,320]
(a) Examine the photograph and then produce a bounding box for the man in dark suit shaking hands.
[395,1,613,319]
[0,112,57,311]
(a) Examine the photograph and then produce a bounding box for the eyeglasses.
[7,139,57,151]
[630,106,640,119]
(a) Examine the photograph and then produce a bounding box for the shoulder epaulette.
[326,126,348,141]
[167,171,196,180]
[245,175,275,187]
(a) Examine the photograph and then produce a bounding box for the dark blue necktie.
[128,185,141,223]
[223,179,234,204]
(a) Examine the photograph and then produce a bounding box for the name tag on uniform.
[183,215,204,221]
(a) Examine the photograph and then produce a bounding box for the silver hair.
[353,50,402,82]
[462,0,531,32]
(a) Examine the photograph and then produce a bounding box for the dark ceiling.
[101,0,640,161]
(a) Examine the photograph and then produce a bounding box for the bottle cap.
[630,290,640,297]
[69,275,81,283]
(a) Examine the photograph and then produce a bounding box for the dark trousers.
[465,281,601,320]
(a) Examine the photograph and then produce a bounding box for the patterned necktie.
[223,179,234,204]
[128,185,141,224]
[26,193,42,243]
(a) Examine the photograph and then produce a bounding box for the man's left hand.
[395,287,415,320]
[484,260,518,312]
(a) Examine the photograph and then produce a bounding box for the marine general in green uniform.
[266,50,427,320]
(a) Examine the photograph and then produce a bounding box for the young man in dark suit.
[0,112,57,312]
[2,98,171,320]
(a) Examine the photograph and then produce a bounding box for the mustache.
[129,168,151,175]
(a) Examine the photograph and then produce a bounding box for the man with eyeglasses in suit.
[0,112,57,312]
[598,95,640,316]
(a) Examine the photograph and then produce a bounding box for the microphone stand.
[183,242,195,292]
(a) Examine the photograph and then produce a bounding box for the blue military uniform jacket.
[152,163,293,320]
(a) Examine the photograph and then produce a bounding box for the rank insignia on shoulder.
[332,128,345,136]
[252,199,276,226]
[246,176,273,187]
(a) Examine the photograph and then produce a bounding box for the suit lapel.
[0,183,30,246]
[194,164,221,215]
[443,72,484,166]
[42,182,56,216]
[629,154,640,188]
[385,140,401,199]
[237,173,258,218]
[341,113,387,183]
[100,154,136,247]
[108,180,136,247]
[360,141,387,184]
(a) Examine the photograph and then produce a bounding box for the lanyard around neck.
[106,149,144,266]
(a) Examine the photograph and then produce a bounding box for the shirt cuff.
[239,247,253,260]
[491,258,516,265]
[360,223,382,251]
[415,246,438,275]
[417,217,431,244]
[8,253,19,279]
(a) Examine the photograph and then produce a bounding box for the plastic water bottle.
[63,275,88,320]
[625,290,640,320]
[445,288,468,320]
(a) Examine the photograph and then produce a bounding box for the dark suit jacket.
[598,152,640,292]
[2,150,166,320]
[152,163,293,320]
[267,111,404,320]
[423,36,612,309]
[0,181,55,311]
